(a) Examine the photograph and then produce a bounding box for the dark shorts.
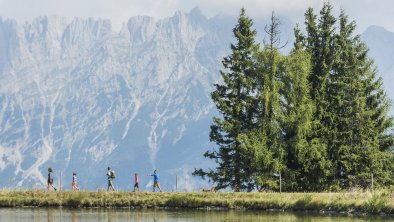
[48,179,53,184]
[134,183,139,188]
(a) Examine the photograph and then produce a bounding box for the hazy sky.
[0,0,393,33]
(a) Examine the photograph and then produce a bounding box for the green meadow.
[0,190,392,215]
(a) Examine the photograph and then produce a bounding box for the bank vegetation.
[0,190,393,215]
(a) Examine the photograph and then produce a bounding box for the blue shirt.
[151,173,159,182]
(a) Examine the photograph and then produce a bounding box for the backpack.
[110,170,116,179]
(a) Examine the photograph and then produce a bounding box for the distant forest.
[194,2,394,192]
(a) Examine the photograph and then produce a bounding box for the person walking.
[133,173,140,192]
[107,167,116,191]
[148,169,162,192]
[47,167,57,191]
[72,172,79,191]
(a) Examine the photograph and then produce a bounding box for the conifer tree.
[296,3,394,189]
[292,3,336,190]
[193,8,258,191]
[196,3,394,192]
[328,11,370,187]
[239,12,286,191]
[281,48,331,191]
[327,10,394,188]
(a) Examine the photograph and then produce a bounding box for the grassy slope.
[0,190,392,214]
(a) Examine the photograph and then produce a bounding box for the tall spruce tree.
[328,11,373,187]
[328,10,394,188]
[281,47,331,191]
[193,8,258,191]
[296,3,394,189]
[292,3,336,190]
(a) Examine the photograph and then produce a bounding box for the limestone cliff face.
[0,9,232,190]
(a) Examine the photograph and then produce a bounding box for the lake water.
[0,208,392,222]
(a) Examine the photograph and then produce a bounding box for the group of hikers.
[47,167,162,192]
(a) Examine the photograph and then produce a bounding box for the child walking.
[72,172,79,191]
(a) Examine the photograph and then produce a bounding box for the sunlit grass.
[0,190,392,215]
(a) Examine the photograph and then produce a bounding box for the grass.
[0,190,392,215]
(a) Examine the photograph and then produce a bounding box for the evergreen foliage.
[195,3,394,192]
[193,8,259,191]
[245,11,286,191]
[295,3,394,189]
[281,48,331,191]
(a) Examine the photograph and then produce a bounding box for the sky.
[0,0,393,33]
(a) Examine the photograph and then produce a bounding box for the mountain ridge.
[0,9,229,190]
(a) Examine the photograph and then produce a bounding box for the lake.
[0,208,392,222]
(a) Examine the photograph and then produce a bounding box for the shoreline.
[0,190,392,216]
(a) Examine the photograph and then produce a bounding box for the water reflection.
[71,212,78,222]
[47,210,52,222]
[0,208,391,222]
